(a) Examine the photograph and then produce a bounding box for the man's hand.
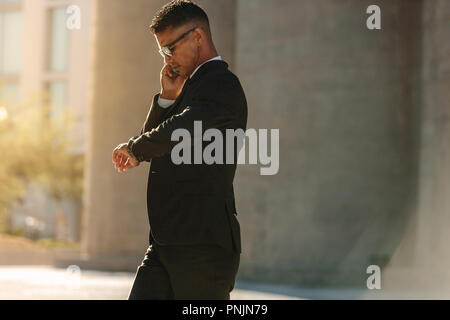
[112,143,140,173]
[160,64,188,100]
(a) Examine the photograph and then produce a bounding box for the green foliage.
[0,92,84,229]
[5,227,24,237]
[37,238,81,249]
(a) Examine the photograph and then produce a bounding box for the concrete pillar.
[384,0,450,293]
[234,0,421,287]
[81,0,169,270]
[80,0,237,270]
[195,0,236,69]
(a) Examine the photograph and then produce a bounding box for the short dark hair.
[150,0,209,34]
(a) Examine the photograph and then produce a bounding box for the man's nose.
[164,55,172,64]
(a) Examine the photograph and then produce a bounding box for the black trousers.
[128,239,240,300]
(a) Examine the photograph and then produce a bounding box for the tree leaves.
[0,93,84,229]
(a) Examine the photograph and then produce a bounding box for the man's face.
[155,25,200,78]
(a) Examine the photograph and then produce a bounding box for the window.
[48,7,68,72]
[0,0,22,104]
[47,81,66,118]
[44,3,70,118]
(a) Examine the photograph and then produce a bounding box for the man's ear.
[194,27,204,45]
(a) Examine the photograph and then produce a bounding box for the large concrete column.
[80,0,237,270]
[234,0,421,287]
[195,0,236,69]
[384,0,450,293]
[81,0,169,270]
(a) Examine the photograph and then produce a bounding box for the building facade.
[2,0,91,241]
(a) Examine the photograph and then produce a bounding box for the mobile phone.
[171,67,180,76]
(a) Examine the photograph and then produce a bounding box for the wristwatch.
[127,135,141,162]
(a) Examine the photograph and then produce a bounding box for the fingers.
[163,67,175,81]
[112,151,121,169]
[112,151,123,166]
[118,154,129,172]
[161,64,172,79]
[119,153,127,168]
[114,154,122,171]
[117,159,126,172]
[112,144,127,166]
[162,64,183,80]
[112,149,139,173]
[118,157,138,172]
[123,161,130,171]
[112,143,141,173]
[162,64,174,75]
[112,149,124,172]
[112,143,127,165]
[166,65,175,78]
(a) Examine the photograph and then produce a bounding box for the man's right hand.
[160,64,188,100]
[112,143,140,173]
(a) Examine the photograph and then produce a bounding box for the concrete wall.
[196,0,236,69]
[233,0,421,287]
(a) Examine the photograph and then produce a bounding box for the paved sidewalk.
[0,266,301,300]
[1,265,445,300]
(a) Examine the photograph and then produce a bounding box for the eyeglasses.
[158,27,197,57]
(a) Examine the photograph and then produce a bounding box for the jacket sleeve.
[128,75,239,162]
[141,93,171,134]
[126,93,170,161]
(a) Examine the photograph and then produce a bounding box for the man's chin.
[175,66,192,79]
[177,68,189,77]
[179,70,190,79]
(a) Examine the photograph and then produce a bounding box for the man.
[111,0,247,300]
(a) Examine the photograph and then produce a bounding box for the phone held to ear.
[171,67,180,76]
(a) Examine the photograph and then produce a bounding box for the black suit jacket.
[128,60,247,253]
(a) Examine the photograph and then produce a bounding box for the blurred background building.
[1,0,450,294]
[1,0,91,241]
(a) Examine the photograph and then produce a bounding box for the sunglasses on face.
[158,27,197,57]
